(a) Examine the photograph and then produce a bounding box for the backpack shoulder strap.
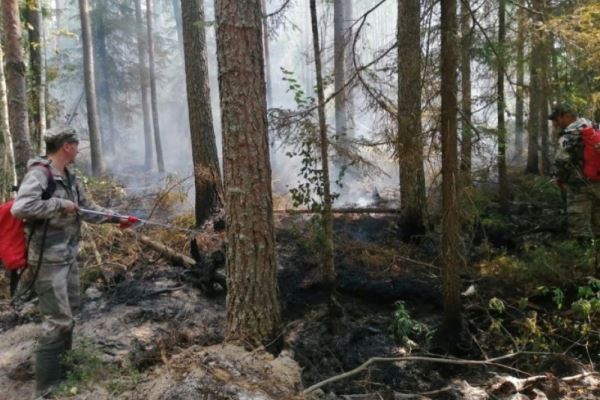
[28,163,56,200]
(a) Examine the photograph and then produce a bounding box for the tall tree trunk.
[0,47,16,201]
[526,0,542,174]
[514,2,526,162]
[540,16,551,175]
[334,0,347,138]
[215,0,281,346]
[146,0,165,173]
[79,0,104,176]
[261,0,272,106]
[181,0,223,226]
[2,0,33,181]
[25,0,44,154]
[459,0,472,180]
[440,0,462,333]
[398,0,427,239]
[172,0,184,56]
[344,0,354,137]
[135,0,154,171]
[497,0,509,205]
[310,0,336,293]
[93,0,116,155]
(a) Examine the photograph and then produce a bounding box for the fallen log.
[123,230,226,293]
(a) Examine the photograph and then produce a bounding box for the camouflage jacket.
[11,157,111,266]
[553,118,592,186]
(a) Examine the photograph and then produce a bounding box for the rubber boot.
[33,340,65,399]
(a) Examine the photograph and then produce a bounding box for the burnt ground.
[1,207,599,399]
[276,214,454,397]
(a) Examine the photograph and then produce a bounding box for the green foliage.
[280,68,340,212]
[389,301,431,347]
[56,338,140,397]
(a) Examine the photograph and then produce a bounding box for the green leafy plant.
[389,301,431,347]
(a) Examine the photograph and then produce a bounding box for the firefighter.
[11,127,139,398]
[549,103,598,240]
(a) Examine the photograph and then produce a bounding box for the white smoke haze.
[46,0,520,212]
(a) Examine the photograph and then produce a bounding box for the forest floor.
[1,174,600,399]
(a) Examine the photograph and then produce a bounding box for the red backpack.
[581,126,600,181]
[0,163,55,272]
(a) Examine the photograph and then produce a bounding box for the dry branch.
[123,230,195,266]
[302,353,522,395]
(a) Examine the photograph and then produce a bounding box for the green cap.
[43,127,79,146]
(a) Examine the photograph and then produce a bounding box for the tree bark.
[0,46,16,202]
[440,0,462,332]
[460,0,472,180]
[78,0,104,176]
[93,0,116,155]
[334,0,347,138]
[540,12,551,175]
[135,0,154,171]
[215,0,281,346]
[25,0,44,154]
[514,1,526,162]
[398,0,427,239]
[146,0,165,173]
[310,0,336,291]
[181,0,223,227]
[526,0,543,174]
[497,0,509,205]
[344,0,354,137]
[2,0,33,181]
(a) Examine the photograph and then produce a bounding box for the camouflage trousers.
[34,261,80,349]
[566,183,600,239]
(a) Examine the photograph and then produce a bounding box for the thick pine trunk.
[146,0,165,173]
[0,47,16,201]
[497,0,509,204]
[514,2,526,162]
[460,0,472,179]
[25,0,44,154]
[526,0,543,175]
[310,0,336,291]
[215,0,281,346]
[181,0,223,226]
[334,0,347,138]
[440,0,462,332]
[135,0,154,171]
[79,0,104,176]
[2,0,33,181]
[398,0,427,239]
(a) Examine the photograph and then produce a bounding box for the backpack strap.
[28,162,56,200]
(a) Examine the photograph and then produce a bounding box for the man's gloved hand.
[118,216,141,229]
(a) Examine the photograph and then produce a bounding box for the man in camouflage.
[11,128,138,399]
[550,103,598,240]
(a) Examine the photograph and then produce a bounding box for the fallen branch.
[124,230,195,266]
[302,353,521,395]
